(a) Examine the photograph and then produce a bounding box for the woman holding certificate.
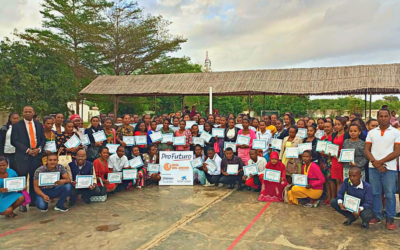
[288,151,325,206]
[0,157,25,218]
[320,121,336,206]
[237,119,256,165]
[104,118,117,144]
[93,147,117,192]
[134,122,149,153]
[279,127,302,181]
[129,145,149,188]
[56,121,84,160]
[258,152,287,202]
[203,122,216,153]
[116,115,134,153]
[342,124,368,181]
[190,125,201,152]
[85,117,106,162]
[174,121,193,151]
[331,118,347,192]
[143,145,161,185]
[158,119,175,151]
[302,125,320,164]
[0,112,20,170]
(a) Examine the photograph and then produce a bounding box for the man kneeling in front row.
[33,154,72,212]
[330,167,372,229]
[69,150,101,206]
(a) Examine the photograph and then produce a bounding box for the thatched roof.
[80,63,400,96]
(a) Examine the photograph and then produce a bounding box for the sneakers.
[218,183,224,188]
[54,206,69,212]
[394,213,400,220]
[361,221,369,229]
[386,218,396,230]
[343,218,356,226]
[19,206,27,212]
[40,209,48,213]
[369,218,381,225]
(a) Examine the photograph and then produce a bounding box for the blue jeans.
[369,168,397,220]
[36,184,73,210]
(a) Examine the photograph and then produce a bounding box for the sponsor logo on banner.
[160,151,193,185]
[164,163,172,171]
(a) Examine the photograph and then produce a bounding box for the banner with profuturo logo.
[159,151,194,185]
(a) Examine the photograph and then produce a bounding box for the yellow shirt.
[266,125,277,135]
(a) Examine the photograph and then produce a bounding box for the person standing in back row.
[365,109,400,230]
[11,106,45,211]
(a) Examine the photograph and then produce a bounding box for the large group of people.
[1,105,400,231]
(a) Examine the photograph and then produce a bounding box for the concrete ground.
[1,186,399,250]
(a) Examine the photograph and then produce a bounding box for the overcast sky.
[1,0,399,101]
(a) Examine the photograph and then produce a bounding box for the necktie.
[29,121,36,148]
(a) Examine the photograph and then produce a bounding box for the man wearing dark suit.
[11,106,45,211]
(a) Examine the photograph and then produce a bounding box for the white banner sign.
[159,151,194,186]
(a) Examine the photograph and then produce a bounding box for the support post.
[154,95,157,114]
[263,94,266,111]
[369,91,372,119]
[209,87,213,115]
[248,93,251,115]
[81,95,84,121]
[114,95,119,119]
[181,95,185,113]
[364,89,367,120]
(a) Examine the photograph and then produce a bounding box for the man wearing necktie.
[11,106,45,211]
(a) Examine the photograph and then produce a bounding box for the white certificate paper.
[344,194,361,213]
[205,159,218,173]
[148,164,160,173]
[293,174,308,187]
[149,131,163,142]
[285,147,299,158]
[227,164,239,175]
[315,130,324,139]
[235,124,243,130]
[264,169,281,183]
[236,135,250,146]
[296,128,307,139]
[325,143,339,157]
[243,164,258,176]
[129,156,144,168]
[135,135,147,145]
[44,141,57,153]
[4,177,26,191]
[123,136,135,146]
[156,124,163,131]
[316,140,328,152]
[106,143,120,154]
[161,133,174,143]
[108,173,122,183]
[253,139,267,150]
[185,121,196,129]
[271,138,283,150]
[123,169,137,180]
[193,137,204,147]
[173,136,186,146]
[298,143,312,154]
[191,157,203,168]
[169,126,179,132]
[340,149,355,163]
[64,134,81,149]
[39,172,60,186]
[81,134,90,146]
[224,142,237,152]
[198,125,204,133]
[76,175,93,189]
[93,131,107,142]
[212,128,225,137]
[200,131,212,143]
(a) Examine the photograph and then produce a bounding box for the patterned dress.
[342,139,367,181]
[56,132,84,159]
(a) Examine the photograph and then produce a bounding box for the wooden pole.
[181,95,184,113]
[154,95,157,114]
[369,91,372,119]
[364,89,367,120]
[248,93,251,115]
[263,94,266,111]
[114,95,119,118]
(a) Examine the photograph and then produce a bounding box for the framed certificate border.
[292,174,308,187]
[243,164,258,176]
[76,175,93,189]
[224,142,237,152]
[253,139,267,150]
[107,173,122,183]
[339,149,355,163]
[4,177,26,191]
[39,172,60,186]
[343,194,361,213]
[129,157,144,169]
[123,169,137,180]
[264,169,281,183]
[173,136,186,146]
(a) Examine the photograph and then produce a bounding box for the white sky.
[1,0,399,101]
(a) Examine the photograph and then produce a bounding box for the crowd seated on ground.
[1,106,400,231]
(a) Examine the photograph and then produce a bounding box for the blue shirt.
[337,178,373,210]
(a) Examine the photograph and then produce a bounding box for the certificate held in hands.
[316,140,328,152]
[243,164,258,176]
[325,143,339,157]
[190,157,203,168]
[64,134,81,149]
[296,128,307,139]
[93,131,107,142]
[212,128,225,137]
[108,173,122,183]
[285,147,299,158]
[292,174,308,187]
[224,142,237,152]
[270,138,283,150]
[123,136,135,146]
[148,164,160,174]
[81,134,90,146]
[76,175,93,189]
[236,135,250,146]
[193,137,204,147]
[135,135,147,145]
[200,131,212,143]
[339,149,355,163]
[161,133,173,143]
[123,169,137,180]
[226,164,239,175]
[44,141,57,153]
[173,136,186,146]
[39,172,60,186]
[149,131,163,142]
[205,159,218,173]
[264,169,281,183]
[4,177,26,191]
[253,140,267,150]
[106,144,120,154]
[297,143,312,154]
[343,194,361,213]
[129,156,144,169]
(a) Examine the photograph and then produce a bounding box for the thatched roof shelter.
[80,63,400,96]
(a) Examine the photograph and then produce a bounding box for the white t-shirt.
[256,130,272,155]
[248,156,267,174]
[366,125,400,171]
[4,126,15,154]
[108,154,129,172]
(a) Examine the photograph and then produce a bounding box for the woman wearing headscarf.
[85,116,106,162]
[258,152,288,202]
[0,112,20,170]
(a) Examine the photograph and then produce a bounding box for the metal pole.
[364,89,367,120]
[369,91,372,119]
[209,87,213,115]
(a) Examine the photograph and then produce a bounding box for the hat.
[69,114,81,121]
[270,151,279,160]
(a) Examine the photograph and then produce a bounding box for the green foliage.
[0,39,75,116]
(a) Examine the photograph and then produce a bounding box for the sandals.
[303,200,320,208]
[6,213,18,218]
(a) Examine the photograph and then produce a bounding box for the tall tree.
[97,0,187,75]
[18,0,112,115]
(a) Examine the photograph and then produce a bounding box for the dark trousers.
[205,172,221,185]
[5,153,16,170]
[15,156,42,204]
[36,184,73,210]
[330,198,372,223]
[220,172,244,185]
[70,186,103,204]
